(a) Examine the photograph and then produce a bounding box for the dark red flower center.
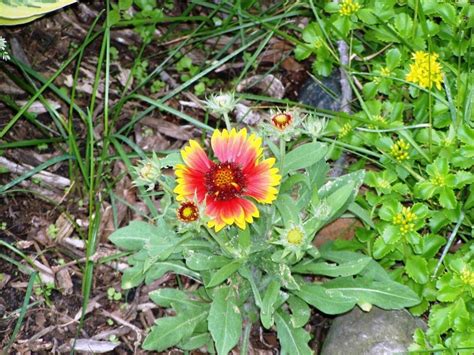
[205,162,246,201]
[177,201,199,222]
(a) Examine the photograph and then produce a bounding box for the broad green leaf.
[160,152,182,167]
[260,280,281,329]
[295,283,355,315]
[358,8,377,25]
[320,246,393,282]
[319,170,365,199]
[118,0,133,10]
[292,257,371,277]
[150,288,191,307]
[428,304,452,334]
[333,16,351,38]
[302,22,320,43]
[274,311,312,355]
[450,298,470,332]
[381,225,402,245]
[208,287,242,355]
[275,194,301,227]
[287,295,311,328]
[294,45,312,61]
[0,14,42,25]
[405,255,429,284]
[278,263,300,290]
[0,0,77,21]
[420,234,446,258]
[109,220,162,251]
[436,273,464,302]
[142,310,207,351]
[149,288,207,314]
[385,48,401,70]
[282,142,327,175]
[373,236,395,259]
[121,262,145,289]
[439,187,456,209]
[206,260,242,288]
[186,253,232,271]
[323,277,420,309]
[178,333,212,351]
[145,261,200,284]
[437,3,457,26]
[325,183,356,221]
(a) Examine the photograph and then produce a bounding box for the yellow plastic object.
[0,0,77,26]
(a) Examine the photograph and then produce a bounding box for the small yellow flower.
[380,67,391,77]
[338,123,352,138]
[406,51,443,90]
[287,227,304,246]
[431,174,445,187]
[392,206,416,235]
[377,178,390,189]
[390,139,410,162]
[368,115,386,129]
[339,0,361,16]
[460,268,474,286]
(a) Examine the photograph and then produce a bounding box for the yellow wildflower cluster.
[287,227,304,246]
[406,51,443,90]
[380,67,391,77]
[390,139,410,162]
[377,178,390,189]
[460,268,474,287]
[431,174,445,187]
[392,206,416,235]
[368,115,386,129]
[339,0,361,16]
[339,123,352,138]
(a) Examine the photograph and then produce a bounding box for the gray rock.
[321,307,426,355]
[298,74,342,111]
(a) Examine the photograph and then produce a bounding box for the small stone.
[321,307,426,355]
[298,73,342,111]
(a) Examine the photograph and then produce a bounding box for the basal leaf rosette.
[174,128,281,231]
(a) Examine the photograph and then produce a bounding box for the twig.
[432,210,465,277]
[0,156,70,189]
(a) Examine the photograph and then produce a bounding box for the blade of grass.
[0,137,63,149]
[4,271,38,353]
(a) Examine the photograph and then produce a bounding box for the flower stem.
[279,138,286,171]
[223,112,232,130]
[206,227,236,257]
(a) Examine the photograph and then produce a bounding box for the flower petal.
[181,139,212,171]
[206,196,259,231]
[243,158,281,203]
[211,128,263,169]
[174,164,207,202]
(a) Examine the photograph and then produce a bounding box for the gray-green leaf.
[208,287,242,355]
[275,310,313,355]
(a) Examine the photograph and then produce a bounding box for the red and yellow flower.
[174,128,281,231]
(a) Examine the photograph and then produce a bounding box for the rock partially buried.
[321,306,426,355]
[298,73,342,111]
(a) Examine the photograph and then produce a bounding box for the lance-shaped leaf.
[208,287,242,355]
